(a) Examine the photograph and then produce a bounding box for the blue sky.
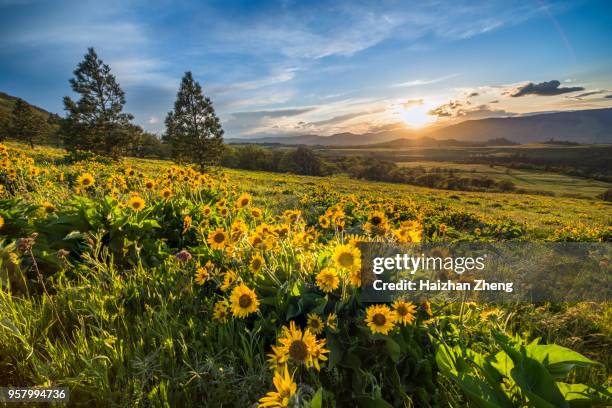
[1,0,611,138]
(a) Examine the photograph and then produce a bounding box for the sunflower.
[258,365,297,408]
[348,269,361,288]
[277,321,317,366]
[229,284,259,318]
[219,207,229,217]
[250,253,265,273]
[326,313,338,331]
[207,227,228,250]
[318,215,330,229]
[266,345,288,373]
[144,179,155,189]
[333,244,361,272]
[212,300,229,323]
[0,215,4,230]
[42,201,56,213]
[306,313,324,335]
[251,207,263,219]
[76,173,95,188]
[160,187,173,199]
[194,264,210,285]
[127,196,146,212]
[201,205,212,217]
[315,267,339,293]
[182,215,192,234]
[235,192,252,209]
[308,338,330,371]
[365,304,396,335]
[392,300,416,325]
[364,210,389,235]
[220,270,237,292]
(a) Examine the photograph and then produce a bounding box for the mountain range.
[228,108,612,146]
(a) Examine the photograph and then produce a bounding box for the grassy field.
[391,161,612,198]
[0,142,610,407]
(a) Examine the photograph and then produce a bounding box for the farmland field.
[0,142,611,407]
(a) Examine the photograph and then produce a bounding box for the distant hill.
[0,91,55,118]
[229,108,612,146]
[369,136,518,149]
[227,128,416,146]
[426,108,612,144]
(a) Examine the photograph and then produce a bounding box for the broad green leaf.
[526,344,596,379]
[385,338,401,363]
[310,388,323,408]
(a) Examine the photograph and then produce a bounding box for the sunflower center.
[338,253,354,267]
[289,340,308,361]
[373,313,386,326]
[214,233,225,243]
[396,306,407,316]
[252,260,262,269]
[371,216,382,225]
[238,294,252,308]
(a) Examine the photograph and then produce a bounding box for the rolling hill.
[228,108,612,146]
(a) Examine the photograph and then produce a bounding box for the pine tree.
[61,48,135,158]
[9,98,45,148]
[164,71,224,170]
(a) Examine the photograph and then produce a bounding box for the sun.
[399,102,435,128]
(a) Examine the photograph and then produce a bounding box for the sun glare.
[400,103,435,128]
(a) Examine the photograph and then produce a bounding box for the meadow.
[0,141,610,407]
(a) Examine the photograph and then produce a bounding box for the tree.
[60,47,135,158]
[9,98,45,148]
[164,71,224,170]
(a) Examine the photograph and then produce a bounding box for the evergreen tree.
[164,71,224,170]
[61,48,135,158]
[9,98,44,148]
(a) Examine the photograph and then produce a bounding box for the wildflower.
[42,201,56,213]
[365,304,396,335]
[422,300,433,317]
[235,192,252,208]
[229,284,259,318]
[207,227,228,250]
[201,205,212,217]
[282,210,301,224]
[175,249,192,262]
[326,313,338,331]
[220,270,237,292]
[319,215,330,229]
[439,223,447,233]
[257,365,297,408]
[160,187,173,199]
[266,345,288,373]
[127,195,146,212]
[182,215,192,234]
[277,321,316,366]
[194,263,212,285]
[392,300,416,325]
[333,244,361,272]
[212,300,229,323]
[306,313,324,335]
[250,253,265,273]
[315,267,339,293]
[76,173,95,188]
[364,210,389,235]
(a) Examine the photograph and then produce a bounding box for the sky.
[1,0,611,138]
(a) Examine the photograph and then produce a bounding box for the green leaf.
[385,338,401,363]
[356,396,394,408]
[526,344,596,380]
[310,388,323,408]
